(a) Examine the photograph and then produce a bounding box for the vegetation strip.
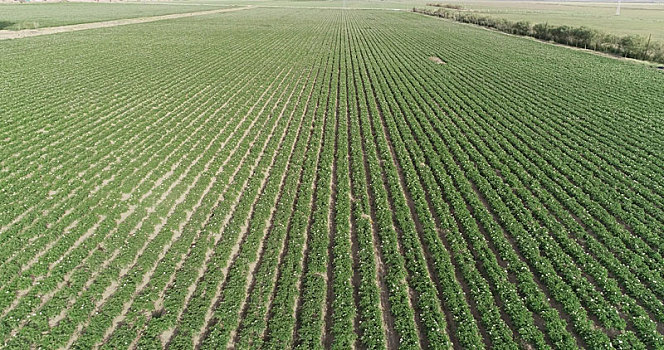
[414,6,664,64]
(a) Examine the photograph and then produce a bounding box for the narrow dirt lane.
[0,6,251,41]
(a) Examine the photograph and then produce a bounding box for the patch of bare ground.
[48,297,74,329]
[0,7,253,41]
[118,205,137,224]
[193,72,303,349]
[428,56,446,64]
[91,173,116,194]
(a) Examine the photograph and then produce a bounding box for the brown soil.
[429,56,446,64]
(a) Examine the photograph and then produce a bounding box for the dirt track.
[0,6,251,40]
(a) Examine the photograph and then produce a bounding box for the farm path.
[0,6,251,41]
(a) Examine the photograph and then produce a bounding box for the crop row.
[1,7,662,349]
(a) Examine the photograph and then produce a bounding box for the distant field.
[437,1,664,41]
[169,0,425,9]
[0,2,223,30]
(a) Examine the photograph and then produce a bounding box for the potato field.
[1,5,663,350]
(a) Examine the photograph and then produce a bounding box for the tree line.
[415,6,664,64]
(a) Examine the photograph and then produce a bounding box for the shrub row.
[414,7,664,63]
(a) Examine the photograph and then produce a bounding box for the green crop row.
[1,6,662,349]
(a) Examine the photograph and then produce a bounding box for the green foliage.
[415,7,664,63]
[427,3,465,10]
[0,2,223,30]
[0,6,662,350]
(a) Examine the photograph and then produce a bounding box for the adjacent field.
[1,5,663,349]
[436,1,664,42]
[0,2,223,30]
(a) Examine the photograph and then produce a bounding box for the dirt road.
[0,6,251,40]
